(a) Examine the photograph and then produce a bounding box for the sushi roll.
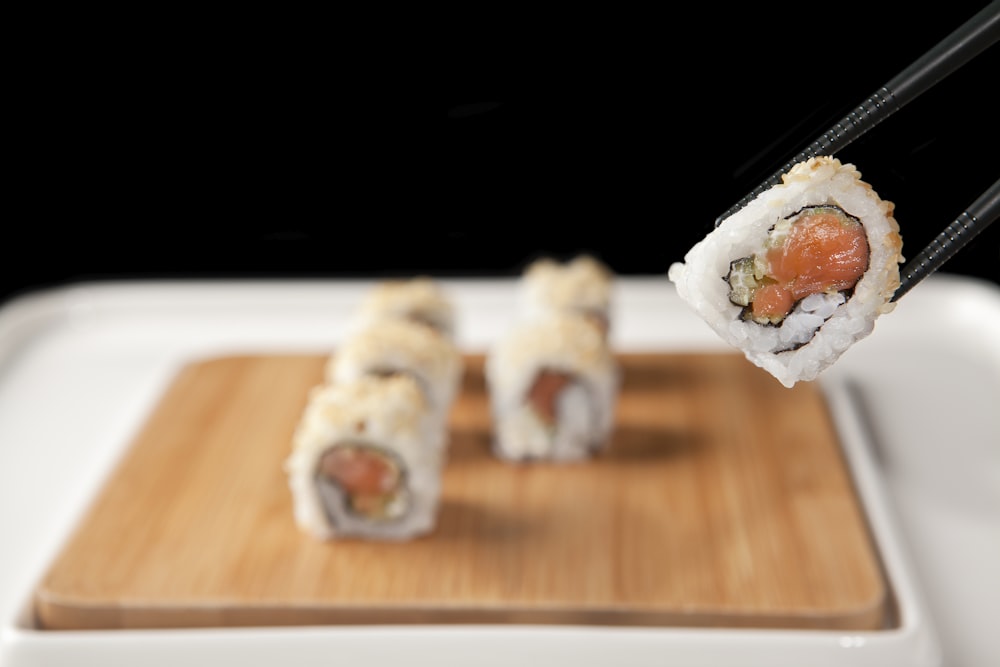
[284,374,446,541]
[485,312,620,462]
[350,277,457,340]
[668,156,904,388]
[519,255,615,338]
[325,318,463,427]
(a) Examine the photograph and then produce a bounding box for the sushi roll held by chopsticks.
[284,374,446,541]
[668,156,904,388]
[485,312,620,462]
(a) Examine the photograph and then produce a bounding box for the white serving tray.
[1,274,997,666]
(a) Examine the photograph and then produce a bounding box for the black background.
[6,3,998,307]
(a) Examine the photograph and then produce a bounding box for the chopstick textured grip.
[715,87,899,226]
[892,177,1000,301]
[893,213,982,302]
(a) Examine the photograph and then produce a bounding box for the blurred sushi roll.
[485,312,620,462]
[519,255,615,339]
[285,374,446,541]
[350,277,457,340]
[668,156,904,388]
[325,318,464,428]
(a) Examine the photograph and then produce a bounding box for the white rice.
[518,254,615,335]
[348,277,457,340]
[668,156,904,388]
[325,318,463,426]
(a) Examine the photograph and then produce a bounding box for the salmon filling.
[318,444,405,519]
[526,369,573,427]
[727,205,869,325]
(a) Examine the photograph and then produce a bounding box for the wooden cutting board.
[33,352,891,631]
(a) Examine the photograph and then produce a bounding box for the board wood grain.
[34,352,892,631]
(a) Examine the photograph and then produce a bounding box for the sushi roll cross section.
[286,280,463,542]
[669,156,904,388]
[285,374,446,541]
[316,444,408,520]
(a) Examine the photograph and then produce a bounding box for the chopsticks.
[892,177,999,301]
[714,1,1000,298]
